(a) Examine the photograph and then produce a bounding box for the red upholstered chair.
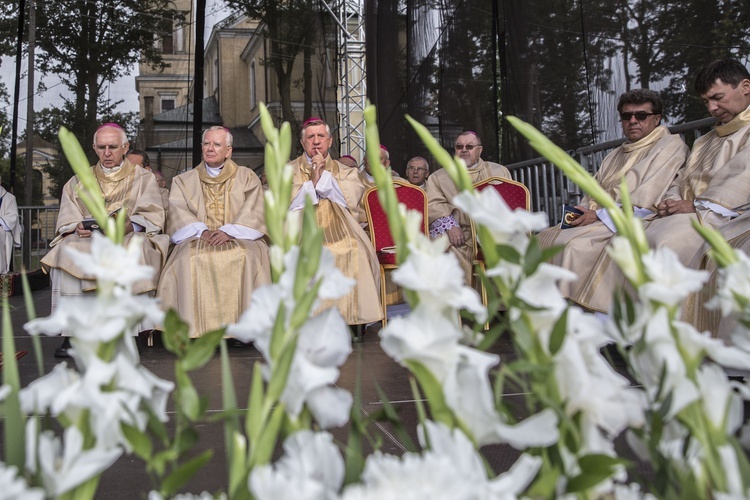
[471,177,531,326]
[363,180,428,326]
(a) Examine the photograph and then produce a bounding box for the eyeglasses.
[406,166,428,172]
[95,144,124,152]
[619,112,657,121]
[455,144,480,151]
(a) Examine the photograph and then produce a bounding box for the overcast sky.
[0,1,230,136]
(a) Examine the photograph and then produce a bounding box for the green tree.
[0,0,175,171]
[222,0,327,137]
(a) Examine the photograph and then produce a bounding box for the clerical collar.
[101,162,124,175]
[205,163,224,177]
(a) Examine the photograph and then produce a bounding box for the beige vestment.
[537,126,688,303]
[290,155,382,325]
[0,186,21,274]
[578,108,750,315]
[157,160,271,338]
[425,159,510,282]
[159,187,170,212]
[41,160,169,308]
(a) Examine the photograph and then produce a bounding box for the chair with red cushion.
[471,177,531,326]
[363,180,428,326]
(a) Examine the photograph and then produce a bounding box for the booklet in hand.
[81,208,122,233]
[560,205,584,229]
[81,218,103,232]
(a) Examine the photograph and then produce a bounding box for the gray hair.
[203,126,233,147]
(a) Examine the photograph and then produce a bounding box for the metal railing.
[506,117,716,226]
[13,205,59,272]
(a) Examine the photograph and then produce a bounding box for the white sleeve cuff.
[315,171,348,209]
[290,180,319,210]
[171,222,209,244]
[696,200,739,218]
[219,224,264,241]
[595,208,617,233]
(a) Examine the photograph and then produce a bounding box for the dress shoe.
[55,337,72,358]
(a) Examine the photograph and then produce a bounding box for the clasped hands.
[200,229,235,245]
[654,199,695,217]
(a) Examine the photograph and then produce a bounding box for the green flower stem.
[406,115,472,191]
[363,104,410,264]
[506,116,648,284]
[692,222,739,268]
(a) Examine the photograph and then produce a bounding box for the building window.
[158,13,174,54]
[250,61,257,110]
[160,94,177,113]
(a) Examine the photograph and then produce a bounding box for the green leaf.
[548,308,568,356]
[163,309,190,357]
[146,406,169,446]
[2,297,24,469]
[522,237,545,277]
[266,334,298,404]
[176,367,201,421]
[161,449,214,496]
[19,270,44,378]
[250,404,286,467]
[228,432,249,499]
[176,427,199,454]
[566,454,629,493]
[405,360,455,427]
[246,362,266,441]
[149,449,178,477]
[182,329,223,371]
[121,422,153,460]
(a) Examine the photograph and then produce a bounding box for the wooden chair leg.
[381,266,388,329]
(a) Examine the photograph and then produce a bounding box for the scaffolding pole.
[321,0,367,161]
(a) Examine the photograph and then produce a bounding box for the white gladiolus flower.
[0,462,45,500]
[708,251,750,316]
[381,306,558,449]
[227,245,353,428]
[607,237,641,285]
[627,309,699,417]
[249,431,344,500]
[0,384,10,402]
[696,363,742,434]
[342,422,541,500]
[392,233,486,321]
[149,492,226,500]
[20,355,173,450]
[444,346,559,448]
[24,294,164,345]
[453,188,548,252]
[26,421,121,497]
[508,262,577,340]
[229,246,353,345]
[20,363,80,415]
[555,308,646,450]
[65,232,154,296]
[639,247,708,307]
[380,305,462,382]
[280,308,352,427]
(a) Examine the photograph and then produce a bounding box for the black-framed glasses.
[455,144,480,151]
[619,112,657,121]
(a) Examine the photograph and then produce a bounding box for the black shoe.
[55,337,72,358]
[350,325,364,343]
[227,338,248,348]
